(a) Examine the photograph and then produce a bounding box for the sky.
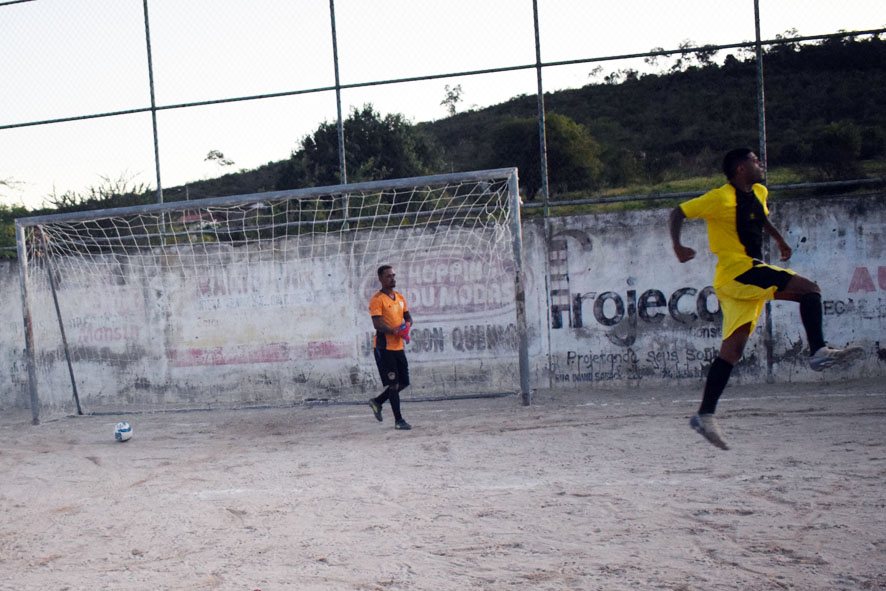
[1,0,884,210]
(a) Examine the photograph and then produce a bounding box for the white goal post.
[15,169,530,424]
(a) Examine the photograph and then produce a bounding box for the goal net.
[15,169,529,423]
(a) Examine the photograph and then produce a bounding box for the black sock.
[699,357,734,415]
[375,387,393,405]
[388,389,403,422]
[799,292,826,355]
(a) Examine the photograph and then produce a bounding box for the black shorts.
[717,261,796,338]
[374,348,410,389]
[734,261,794,291]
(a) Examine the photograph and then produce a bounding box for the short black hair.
[723,148,754,179]
[377,264,392,277]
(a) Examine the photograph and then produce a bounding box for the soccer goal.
[15,169,531,423]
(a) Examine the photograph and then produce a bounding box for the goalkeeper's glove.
[395,321,411,344]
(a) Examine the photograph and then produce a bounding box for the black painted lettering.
[572,293,584,328]
[696,286,721,322]
[669,287,698,324]
[638,289,667,323]
[594,292,624,326]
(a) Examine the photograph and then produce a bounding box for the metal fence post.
[754,0,776,382]
[532,0,551,218]
[143,0,163,205]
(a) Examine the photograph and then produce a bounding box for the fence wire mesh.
[1,0,884,217]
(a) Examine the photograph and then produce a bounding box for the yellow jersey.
[680,182,769,289]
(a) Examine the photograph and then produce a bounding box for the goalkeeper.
[669,148,862,450]
[367,265,413,430]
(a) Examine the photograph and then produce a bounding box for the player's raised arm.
[669,207,696,263]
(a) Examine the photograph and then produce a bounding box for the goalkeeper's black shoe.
[395,420,412,431]
[368,399,383,422]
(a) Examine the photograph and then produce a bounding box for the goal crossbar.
[15,168,520,227]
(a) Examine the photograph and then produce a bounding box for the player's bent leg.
[796,291,827,354]
[773,274,820,302]
[774,275,864,369]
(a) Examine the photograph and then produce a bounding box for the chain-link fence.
[1,0,884,215]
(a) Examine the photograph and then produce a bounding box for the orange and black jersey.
[369,290,408,351]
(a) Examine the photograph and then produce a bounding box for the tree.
[278,104,442,190]
[0,177,22,201]
[810,121,862,180]
[441,84,463,116]
[603,68,639,85]
[773,28,802,54]
[205,150,235,167]
[487,113,603,200]
[603,147,644,186]
[545,114,604,194]
[0,202,29,258]
[860,127,886,159]
[44,172,151,211]
[487,117,539,197]
[646,40,718,73]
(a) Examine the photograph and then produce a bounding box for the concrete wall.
[1,193,883,413]
[3,225,526,414]
[526,194,885,389]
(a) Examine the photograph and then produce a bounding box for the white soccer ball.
[114,421,133,442]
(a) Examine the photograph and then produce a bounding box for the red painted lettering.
[848,267,876,293]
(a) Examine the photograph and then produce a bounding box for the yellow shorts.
[716,262,796,338]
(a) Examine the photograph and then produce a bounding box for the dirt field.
[1,378,884,591]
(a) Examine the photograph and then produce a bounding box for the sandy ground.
[1,378,884,591]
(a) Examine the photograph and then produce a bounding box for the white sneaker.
[809,345,864,372]
[690,414,729,450]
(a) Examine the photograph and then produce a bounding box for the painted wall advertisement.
[1,194,882,409]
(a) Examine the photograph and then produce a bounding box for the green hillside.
[27,35,886,216]
[419,36,886,197]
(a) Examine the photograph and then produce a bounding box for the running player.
[669,148,863,449]
[367,265,413,430]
